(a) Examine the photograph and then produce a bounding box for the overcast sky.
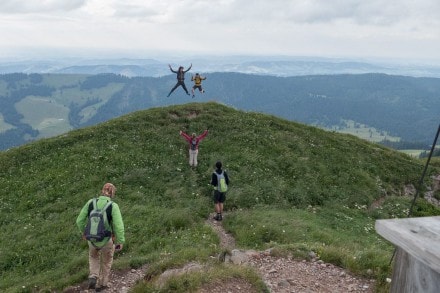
[1,0,440,63]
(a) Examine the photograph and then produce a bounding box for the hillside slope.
[0,102,438,292]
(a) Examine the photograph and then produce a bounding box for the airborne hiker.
[76,183,125,291]
[210,161,230,221]
[167,63,192,97]
[179,129,208,167]
[191,73,206,98]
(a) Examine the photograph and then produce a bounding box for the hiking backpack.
[215,171,228,192]
[191,138,197,150]
[84,199,112,243]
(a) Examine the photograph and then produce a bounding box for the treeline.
[379,140,431,150]
[419,148,440,158]
[79,73,129,90]
[0,72,439,150]
[0,74,55,148]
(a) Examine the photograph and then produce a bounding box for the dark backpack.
[191,138,197,150]
[84,199,112,243]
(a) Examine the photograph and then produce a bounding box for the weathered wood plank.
[391,248,440,293]
[375,216,440,273]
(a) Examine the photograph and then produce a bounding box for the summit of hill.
[0,102,439,292]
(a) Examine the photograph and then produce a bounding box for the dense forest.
[0,72,438,150]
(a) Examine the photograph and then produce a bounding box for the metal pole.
[389,123,440,266]
[408,124,440,217]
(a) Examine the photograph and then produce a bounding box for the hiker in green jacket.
[76,182,125,291]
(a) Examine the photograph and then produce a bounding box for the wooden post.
[376,216,440,293]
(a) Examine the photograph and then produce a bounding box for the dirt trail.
[65,212,375,292]
[199,212,375,293]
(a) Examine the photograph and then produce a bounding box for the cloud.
[0,0,439,60]
[0,0,86,14]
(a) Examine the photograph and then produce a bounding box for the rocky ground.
[66,213,376,292]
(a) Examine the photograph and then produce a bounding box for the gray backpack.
[215,171,228,192]
[84,199,112,243]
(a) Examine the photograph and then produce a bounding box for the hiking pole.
[389,123,440,266]
[407,123,440,217]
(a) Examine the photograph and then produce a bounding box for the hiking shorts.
[213,190,226,203]
[192,85,203,91]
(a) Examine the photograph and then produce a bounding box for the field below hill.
[1,72,439,151]
[0,102,439,292]
[322,119,401,143]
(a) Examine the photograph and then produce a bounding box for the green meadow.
[0,102,439,292]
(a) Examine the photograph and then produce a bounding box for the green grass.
[132,264,269,293]
[0,74,126,139]
[324,119,400,143]
[15,96,71,138]
[0,102,439,292]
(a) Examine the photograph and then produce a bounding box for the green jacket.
[76,195,125,247]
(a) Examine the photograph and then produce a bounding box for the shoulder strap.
[89,198,112,214]
[102,200,112,212]
[88,198,97,215]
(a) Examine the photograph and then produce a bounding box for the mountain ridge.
[0,72,438,150]
[2,57,440,78]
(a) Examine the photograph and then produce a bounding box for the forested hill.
[0,72,438,150]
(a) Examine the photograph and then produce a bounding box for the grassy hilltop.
[0,102,439,292]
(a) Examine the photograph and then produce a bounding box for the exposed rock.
[155,262,205,288]
[67,212,376,292]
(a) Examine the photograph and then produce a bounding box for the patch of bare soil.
[66,213,375,292]
[63,265,148,293]
[197,278,258,293]
[198,213,375,293]
[169,110,199,120]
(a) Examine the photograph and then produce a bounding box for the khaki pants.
[189,149,198,166]
[88,239,114,287]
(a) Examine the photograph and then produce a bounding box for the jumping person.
[179,129,208,167]
[167,64,192,97]
[191,73,206,98]
[210,161,230,221]
[76,183,125,291]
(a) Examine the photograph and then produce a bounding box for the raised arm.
[197,129,208,141]
[180,130,191,141]
[184,63,192,73]
[169,64,177,73]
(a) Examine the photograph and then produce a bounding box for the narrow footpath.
[65,212,375,292]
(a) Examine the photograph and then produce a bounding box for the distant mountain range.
[2,56,440,78]
[0,71,438,151]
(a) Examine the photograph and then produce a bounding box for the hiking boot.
[88,277,97,289]
[219,214,223,221]
[96,285,109,292]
